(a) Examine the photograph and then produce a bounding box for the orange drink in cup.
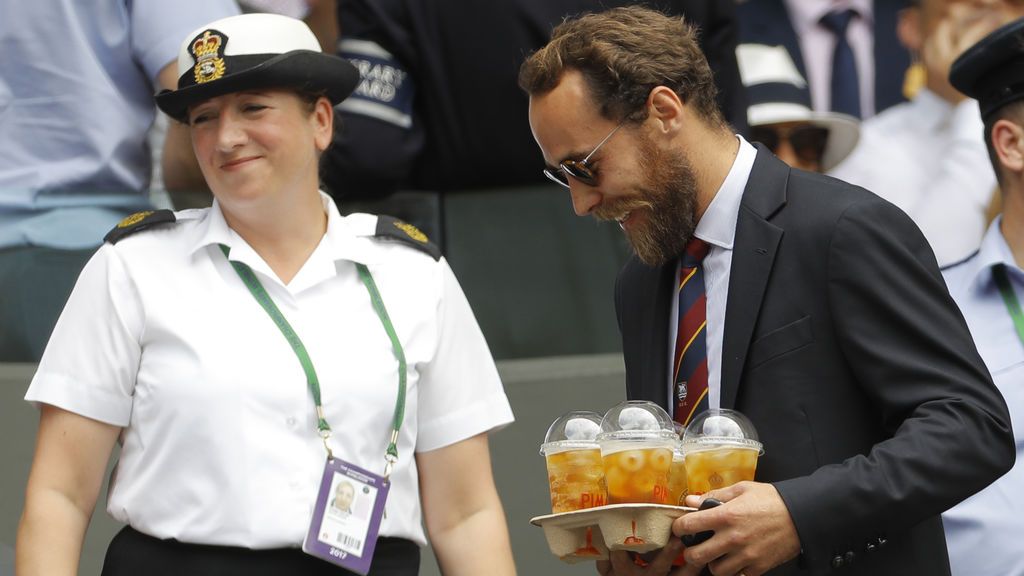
[683,446,758,493]
[597,401,678,504]
[541,411,607,513]
[680,409,763,495]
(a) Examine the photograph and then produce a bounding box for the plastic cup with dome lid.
[540,411,607,513]
[596,401,678,504]
[679,409,763,495]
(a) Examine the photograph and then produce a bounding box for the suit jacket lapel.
[720,149,787,409]
[625,258,676,413]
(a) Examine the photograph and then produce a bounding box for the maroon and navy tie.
[673,238,710,426]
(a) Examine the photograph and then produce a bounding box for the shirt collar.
[694,135,757,251]
[187,197,271,275]
[189,192,386,270]
[963,216,1020,295]
[320,195,385,266]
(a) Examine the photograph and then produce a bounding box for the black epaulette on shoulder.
[374,215,441,260]
[104,210,177,244]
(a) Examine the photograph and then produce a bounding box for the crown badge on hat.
[157,13,361,122]
[190,30,228,84]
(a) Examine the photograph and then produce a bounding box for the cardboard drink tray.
[530,503,697,563]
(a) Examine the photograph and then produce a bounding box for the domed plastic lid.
[680,408,763,454]
[596,400,677,443]
[540,411,603,455]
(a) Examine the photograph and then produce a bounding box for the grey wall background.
[443,186,632,360]
[2,355,627,575]
[343,184,633,362]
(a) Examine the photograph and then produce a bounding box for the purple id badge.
[302,458,390,575]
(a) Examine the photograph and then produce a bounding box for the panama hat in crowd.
[737,43,860,171]
[156,13,359,122]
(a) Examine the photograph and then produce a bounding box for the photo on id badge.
[319,474,375,554]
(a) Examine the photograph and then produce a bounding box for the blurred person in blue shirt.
[0,0,238,362]
[943,17,1024,576]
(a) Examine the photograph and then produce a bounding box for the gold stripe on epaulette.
[394,221,428,243]
[118,211,155,228]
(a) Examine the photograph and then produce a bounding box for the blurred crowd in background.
[4,0,1015,363]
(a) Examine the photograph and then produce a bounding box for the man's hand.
[672,482,800,576]
[595,538,701,576]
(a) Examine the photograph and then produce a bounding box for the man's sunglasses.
[751,124,829,164]
[543,122,626,188]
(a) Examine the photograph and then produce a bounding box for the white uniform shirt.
[668,137,756,414]
[829,89,995,266]
[941,218,1024,576]
[26,193,514,549]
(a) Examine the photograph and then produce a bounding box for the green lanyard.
[993,263,1024,348]
[219,245,406,477]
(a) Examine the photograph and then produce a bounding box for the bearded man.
[520,7,1013,576]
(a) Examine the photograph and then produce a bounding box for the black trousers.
[101,526,420,576]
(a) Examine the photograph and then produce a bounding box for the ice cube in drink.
[601,442,673,504]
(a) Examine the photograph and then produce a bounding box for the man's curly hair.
[519,5,725,128]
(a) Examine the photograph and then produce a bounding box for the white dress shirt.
[941,217,1024,576]
[668,136,757,415]
[26,193,514,549]
[829,89,995,266]
[785,0,875,117]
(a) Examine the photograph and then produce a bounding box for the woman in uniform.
[16,13,516,576]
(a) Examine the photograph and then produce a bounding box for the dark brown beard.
[623,137,699,266]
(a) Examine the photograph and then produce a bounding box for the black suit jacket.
[615,149,1014,575]
[737,0,910,115]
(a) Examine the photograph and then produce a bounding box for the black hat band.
[746,82,813,108]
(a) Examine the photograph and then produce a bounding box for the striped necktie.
[674,238,711,426]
